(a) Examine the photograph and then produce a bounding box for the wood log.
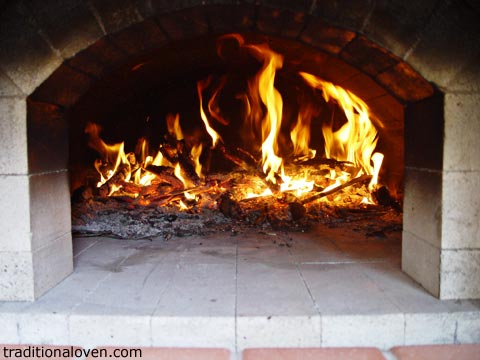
[301,174,372,205]
[144,165,184,189]
[159,143,200,185]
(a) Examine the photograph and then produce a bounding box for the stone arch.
[0,1,478,300]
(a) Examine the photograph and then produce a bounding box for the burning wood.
[72,34,402,239]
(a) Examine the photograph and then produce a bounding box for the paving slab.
[0,231,479,352]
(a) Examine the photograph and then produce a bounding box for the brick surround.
[0,1,479,301]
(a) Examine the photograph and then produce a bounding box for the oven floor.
[1,224,479,352]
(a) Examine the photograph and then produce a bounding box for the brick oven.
[0,0,479,306]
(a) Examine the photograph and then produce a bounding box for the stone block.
[257,7,306,39]
[341,35,399,77]
[24,0,104,59]
[441,171,480,249]
[404,312,456,345]
[363,0,439,57]
[0,251,34,301]
[0,70,23,96]
[151,316,235,348]
[403,168,442,248]
[27,101,68,174]
[89,0,143,34]
[0,175,31,252]
[0,97,28,175]
[29,171,71,251]
[156,7,209,42]
[300,20,356,55]
[70,311,151,347]
[237,315,321,350]
[444,94,480,172]
[17,312,70,344]
[32,232,73,299]
[29,64,93,108]
[376,62,434,103]
[456,311,480,343]
[406,1,480,89]
[321,314,405,348]
[0,5,63,94]
[404,94,443,170]
[440,249,480,300]
[0,313,19,343]
[110,19,167,56]
[311,0,374,30]
[402,231,440,298]
[445,55,480,92]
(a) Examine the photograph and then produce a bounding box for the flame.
[174,163,194,189]
[85,122,131,188]
[290,103,316,161]
[167,113,184,141]
[84,35,387,211]
[244,43,284,184]
[191,143,203,178]
[299,72,381,178]
[197,78,223,147]
[208,76,229,126]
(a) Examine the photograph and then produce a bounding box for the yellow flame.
[299,72,382,178]
[174,163,194,189]
[244,43,284,183]
[290,103,316,161]
[197,79,222,147]
[85,123,131,187]
[167,113,184,141]
[191,143,203,178]
[369,152,384,190]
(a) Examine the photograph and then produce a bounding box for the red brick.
[0,345,81,360]
[300,20,356,55]
[85,347,230,359]
[392,344,480,360]
[376,62,434,103]
[341,35,399,76]
[243,347,386,360]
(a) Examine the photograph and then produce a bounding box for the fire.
[197,78,223,148]
[299,72,383,184]
[83,34,387,213]
[244,43,285,184]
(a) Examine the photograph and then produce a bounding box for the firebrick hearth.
[0,1,479,307]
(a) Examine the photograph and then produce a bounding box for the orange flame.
[244,43,284,184]
[290,102,317,161]
[197,78,223,148]
[299,72,383,185]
